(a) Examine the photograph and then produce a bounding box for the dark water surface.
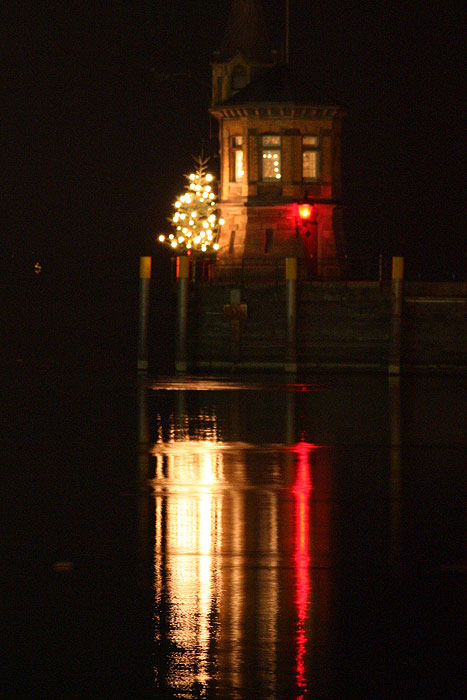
[3,371,465,699]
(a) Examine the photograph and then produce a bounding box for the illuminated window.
[231,136,244,182]
[302,135,319,180]
[262,136,281,181]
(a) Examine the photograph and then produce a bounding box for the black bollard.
[138,256,151,372]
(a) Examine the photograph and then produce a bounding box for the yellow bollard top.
[177,256,190,279]
[285,257,297,280]
[392,256,404,280]
[139,256,152,279]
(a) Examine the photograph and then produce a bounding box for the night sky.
[4,1,466,277]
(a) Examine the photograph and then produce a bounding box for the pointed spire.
[219,0,274,63]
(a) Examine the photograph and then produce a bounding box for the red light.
[298,203,312,220]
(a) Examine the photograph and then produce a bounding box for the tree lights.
[158,156,224,254]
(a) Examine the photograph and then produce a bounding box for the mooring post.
[230,288,242,362]
[137,372,149,489]
[285,257,297,373]
[176,255,189,373]
[138,256,151,372]
[389,256,404,375]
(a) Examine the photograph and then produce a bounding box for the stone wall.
[183,280,466,372]
[297,283,391,368]
[403,283,465,368]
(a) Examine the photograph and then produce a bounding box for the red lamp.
[298,203,313,221]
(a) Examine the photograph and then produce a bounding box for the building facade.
[210,0,346,277]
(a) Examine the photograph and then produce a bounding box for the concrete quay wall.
[184,281,466,372]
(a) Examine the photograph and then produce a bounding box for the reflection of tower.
[153,439,224,694]
[174,389,187,439]
[150,385,334,697]
[311,446,333,693]
[152,396,282,697]
[257,480,279,694]
[137,374,152,591]
[219,458,246,692]
[217,449,280,697]
[137,374,150,495]
[388,376,402,566]
[285,387,296,445]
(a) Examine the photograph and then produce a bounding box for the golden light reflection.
[151,395,322,698]
[258,489,279,694]
[227,487,244,691]
[152,411,224,694]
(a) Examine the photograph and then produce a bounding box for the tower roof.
[218,0,274,63]
[220,63,341,107]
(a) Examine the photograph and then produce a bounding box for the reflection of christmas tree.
[158,156,224,254]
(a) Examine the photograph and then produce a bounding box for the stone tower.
[210,0,346,277]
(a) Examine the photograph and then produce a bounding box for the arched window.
[231,65,247,94]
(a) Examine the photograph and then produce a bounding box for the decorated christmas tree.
[158,156,224,254]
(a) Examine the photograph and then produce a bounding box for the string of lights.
[158,157,224,254]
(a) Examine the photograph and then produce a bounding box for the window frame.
[230,135,244,183]
[261,135,282,182]
[302,135,320,182]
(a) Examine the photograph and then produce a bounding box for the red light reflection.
[292,442,316,689]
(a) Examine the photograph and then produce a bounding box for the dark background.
[3,0,466,368]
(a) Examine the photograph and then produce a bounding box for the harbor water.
[4,372,465,699]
